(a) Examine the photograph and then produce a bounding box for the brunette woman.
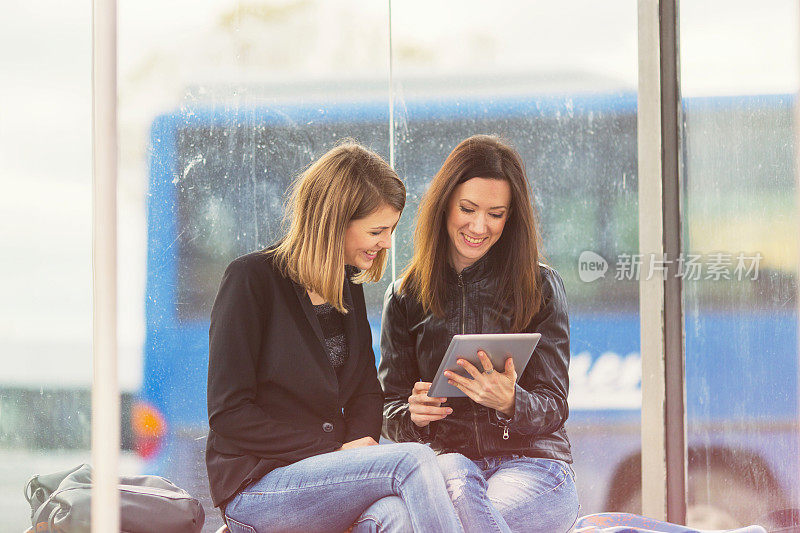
[379,135,579,533]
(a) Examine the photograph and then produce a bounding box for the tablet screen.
[428,333,541,397]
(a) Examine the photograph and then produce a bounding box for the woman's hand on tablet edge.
[408,381,453,427]
[444,351,517,417]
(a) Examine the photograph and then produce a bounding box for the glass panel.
[391,0,639,516]
[119,2,390,530]
[681,1,800,528]
[0,3,130,531]
[0,4,89,532]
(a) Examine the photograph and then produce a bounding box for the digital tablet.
[428,333,541,397]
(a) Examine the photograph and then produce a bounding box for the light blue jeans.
[224,442,465,533]
[435,453,580,533]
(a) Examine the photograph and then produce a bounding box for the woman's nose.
[470,214,486,234]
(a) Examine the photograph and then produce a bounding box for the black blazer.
[205,250,383,508]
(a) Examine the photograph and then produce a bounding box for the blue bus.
[137,90,798,531]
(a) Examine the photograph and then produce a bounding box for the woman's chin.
[457,245,488,263]
[358,257,376,270]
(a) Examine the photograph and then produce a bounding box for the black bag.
[25,463,205,533]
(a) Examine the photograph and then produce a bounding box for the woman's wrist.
[498,397,515,418]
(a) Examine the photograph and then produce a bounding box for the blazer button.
[322,422,334,433]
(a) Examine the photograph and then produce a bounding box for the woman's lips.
[461,233,487,247]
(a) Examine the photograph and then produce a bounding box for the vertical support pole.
[794,0,800,492]
[638,0,687,523]
[91,0,120,531]
[659,0,687,523]
[638,1,667,516]
[388,0,396,281]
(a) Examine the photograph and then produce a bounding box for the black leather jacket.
[378,253,573,462]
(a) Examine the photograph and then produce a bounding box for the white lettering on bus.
[568,351,642,410]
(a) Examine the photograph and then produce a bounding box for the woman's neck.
[449,251,487,274]
[307,289,326,306]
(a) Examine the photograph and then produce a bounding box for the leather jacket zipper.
[457,272,465,334]
[459,272,484,455]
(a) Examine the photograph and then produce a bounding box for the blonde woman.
[205,142,464,533]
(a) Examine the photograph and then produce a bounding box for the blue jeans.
[435,453,580,533]
[224,442,462,533]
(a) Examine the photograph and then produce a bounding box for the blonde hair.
[272,141,405,312]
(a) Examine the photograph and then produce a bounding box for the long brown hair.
[401,134,542,331]
[273,141,405,313]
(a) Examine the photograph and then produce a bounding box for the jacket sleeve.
[378,282,431,443]
[490,266,571,436]
[342,284,384,442]
[207,258,340,460]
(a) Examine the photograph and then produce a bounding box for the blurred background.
[1,1,797,531]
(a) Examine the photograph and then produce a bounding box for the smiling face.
[344,203,401,270]
[445,177,511,272]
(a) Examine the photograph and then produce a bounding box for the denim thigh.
[351,495,412,533]
[225,443,436,533]
[485,457,579,533]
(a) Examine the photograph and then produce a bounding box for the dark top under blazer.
[205,251,383,508]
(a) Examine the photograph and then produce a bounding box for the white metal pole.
[637,0,687,524]
[639,0,688,522]
[91,0,120,530]
[638,0,668,521]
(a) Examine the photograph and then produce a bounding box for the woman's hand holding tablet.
[428,333,541,404]
[407,382,452,428]
[444,350,518,416]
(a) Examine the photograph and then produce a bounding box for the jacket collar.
[294,281,325,343]
[446,249,496,285]
[293,276,355,340]
[291,269,360,386]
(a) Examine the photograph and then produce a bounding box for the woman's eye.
[490,212,504,219]
[459,206,474,213]
[369,231,382,236]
